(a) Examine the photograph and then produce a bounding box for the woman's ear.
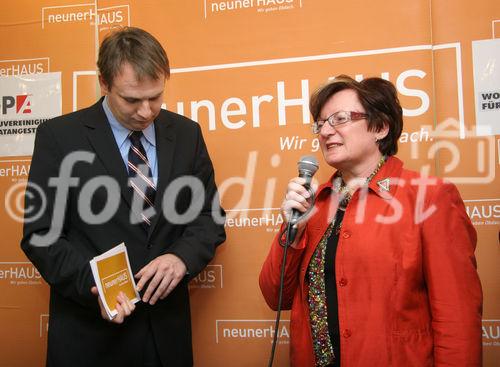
[376,122,390,141]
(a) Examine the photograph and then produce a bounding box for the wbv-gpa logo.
[478,90,500,112]
[189,264,223,289]
[204,0,302,18]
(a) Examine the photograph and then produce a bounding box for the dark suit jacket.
[21,99,226,367]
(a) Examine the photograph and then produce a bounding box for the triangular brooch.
[377,178,390,192]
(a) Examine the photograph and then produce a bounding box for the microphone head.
[297,155,319,178]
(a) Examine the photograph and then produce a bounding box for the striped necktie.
[128,130,156,226]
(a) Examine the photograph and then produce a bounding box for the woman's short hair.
[97,27,170,88]
[309,75,403,156]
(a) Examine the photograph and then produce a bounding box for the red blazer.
[259,156,482,367]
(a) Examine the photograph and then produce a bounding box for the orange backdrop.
[1,1,499,366]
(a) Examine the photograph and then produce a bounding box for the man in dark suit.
[21,27,225,367]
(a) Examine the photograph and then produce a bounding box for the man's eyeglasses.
[312,110,368,134]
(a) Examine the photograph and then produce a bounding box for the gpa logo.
[1,95,32,115]
[190,264,223,289]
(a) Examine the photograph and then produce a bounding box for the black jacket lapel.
[80,99,134,210]
[148,114,176,238]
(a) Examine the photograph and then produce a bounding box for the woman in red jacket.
[259,75,482,367]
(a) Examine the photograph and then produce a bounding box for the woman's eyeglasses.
[312,110,368,134]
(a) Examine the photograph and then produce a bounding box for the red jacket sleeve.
[421,182,483,366]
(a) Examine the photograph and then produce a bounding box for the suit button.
[342,329,352,338]
[339,278,348,287]
[342,231,351,239]
[147,243,152,249]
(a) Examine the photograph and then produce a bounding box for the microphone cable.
[267,188,315,367]
[266,219,292,367]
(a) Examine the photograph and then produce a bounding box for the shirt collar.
[102,96,156,148]
[366,156,403,198]
[141,123,156,147]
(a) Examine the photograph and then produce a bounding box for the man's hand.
[135,254,187,305]
[90,286,135,324]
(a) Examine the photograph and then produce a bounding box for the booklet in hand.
[90,243,140,320]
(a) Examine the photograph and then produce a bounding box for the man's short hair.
[97,27,170,88]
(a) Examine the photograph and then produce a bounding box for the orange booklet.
[90,243,140,320]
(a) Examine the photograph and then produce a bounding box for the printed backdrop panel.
[0,1,499,366]
[0,73,61,156]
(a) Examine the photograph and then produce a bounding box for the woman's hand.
[281,177,317,246]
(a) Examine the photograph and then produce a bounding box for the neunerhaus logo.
[0,164,30,177]
[190,265,223,289]
[206,0,300,16]
[41,4,129,30]
[216,320,290,344]
[482,320,500,347]
[0,61,46,77]
[103,270,129,290]
[0,264,42,286]
[466,201,500,226]
[225,212,283,229]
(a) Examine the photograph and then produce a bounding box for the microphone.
[269,155,319,367]
[287,155,319,243]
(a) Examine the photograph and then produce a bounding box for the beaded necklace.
[307,154,387,366]
[333,154,387,210]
